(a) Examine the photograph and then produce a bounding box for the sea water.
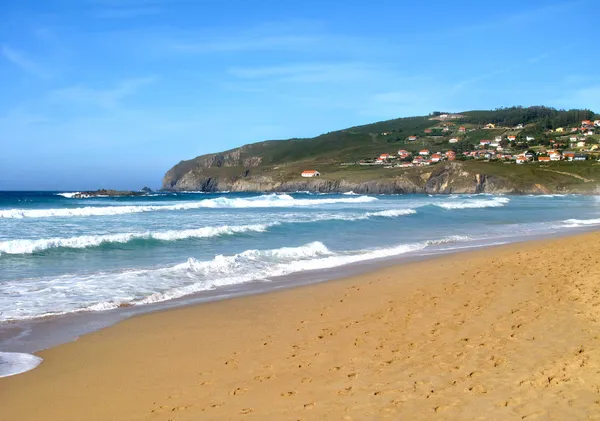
[1,191,599,376]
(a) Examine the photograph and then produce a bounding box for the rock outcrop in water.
[73,189,144,198]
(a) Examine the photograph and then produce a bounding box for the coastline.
[1,231,600,420]
[0,230,565,355]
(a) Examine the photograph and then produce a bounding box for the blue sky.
[0,0,598,190]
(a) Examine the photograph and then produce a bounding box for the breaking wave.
[0,237,471,321]
[55,192,81,198]
[0,194,377,219]
[434,197,510,210]
[561,218,600,228]
[365,209,417,218]
[0,224,274,255]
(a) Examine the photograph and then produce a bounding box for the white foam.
[343,191,358,195]
[435,197,510,210]
[0,194,377,219]
[55,192,81,198]
[0,224,274,255]
[0,352,43,377]
[561,218,600,227]
[366,209,417,218]
[0,236,471,321]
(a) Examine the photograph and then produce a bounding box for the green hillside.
[163,106,600,194]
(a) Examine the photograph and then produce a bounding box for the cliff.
[161,161,593,194]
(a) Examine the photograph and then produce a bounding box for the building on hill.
[458,126,466,132]
[407,136,418,141]
[526,136,535,141]
[301,170,320,177]
[507,135,517,142]
[424,129,432,134]
[555,127,565,133]
[419,149,430,156]
[480,140,491,146]
[449,138,459,143]
[380,153,390,160]
[538,156,551,162]
[485,123,496,129]
[582,120,593,127]
[549,151,561,161]
[397,150,411,158]
[595,120,600,127]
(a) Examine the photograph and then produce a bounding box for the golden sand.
[1,233,600,420]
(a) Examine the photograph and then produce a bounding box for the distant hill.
[162,106,600,194]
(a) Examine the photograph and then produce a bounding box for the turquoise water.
[1,191,599,375]
[1,191,599,323]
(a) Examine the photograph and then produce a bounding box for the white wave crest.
[561,218,600,228]
[196,194,377,208]
[0,194,377,219]
[435,197,510,210]
[0,236,472,321]
[55,192,81,198]
[0,224,274,255]
[365,209,417,218]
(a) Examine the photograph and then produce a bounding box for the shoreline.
[0,229,571,356]
[1,231,600,420]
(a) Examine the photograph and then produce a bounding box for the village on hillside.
[356,118,600,168]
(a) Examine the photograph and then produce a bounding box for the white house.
[526,136,535,141]
[495,136,503,142]
[577,141,586,148]
[549,151,561,161]
[301,170,320,177]
[595,120,600,127]
[515,156,527,164]
[419,149,430,156]
[449,138,459,143]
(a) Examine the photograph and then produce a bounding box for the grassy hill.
[163,106,600,194]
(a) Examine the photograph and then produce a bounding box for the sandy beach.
[1,232,600,420]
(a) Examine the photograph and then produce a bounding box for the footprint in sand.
[280,391,297,397]
[231,387,248,396]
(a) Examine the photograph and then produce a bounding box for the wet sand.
[1,232,600,420]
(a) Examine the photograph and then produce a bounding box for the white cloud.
[0,45,47,78]
[172,35,318,54]
[228,62,376,84]
[49,77,156,108]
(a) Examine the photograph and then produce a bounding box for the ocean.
[1,191,599,377]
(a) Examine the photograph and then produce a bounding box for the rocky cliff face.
[162,147,263,191]
[161,162,554,194]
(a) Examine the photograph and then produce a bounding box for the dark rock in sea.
[73,189,144,199]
